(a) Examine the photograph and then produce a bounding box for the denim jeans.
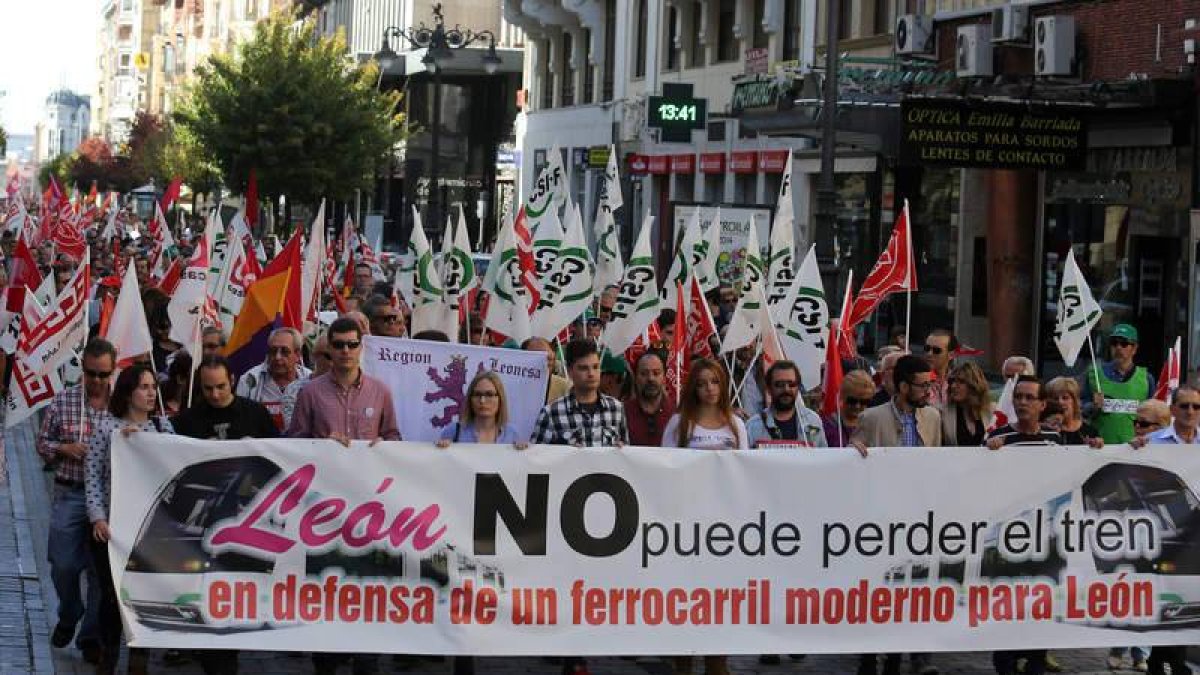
[47,484,101,647]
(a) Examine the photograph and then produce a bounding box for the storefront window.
[1038,146,1193,377]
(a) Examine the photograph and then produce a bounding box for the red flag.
[844,199,917,332]
[261,229,304,330]
[97,292,116,339]
[685,276,717,361]
[18,251,91,375]
[1153,338,1182,402]
[10,234,43,290]
[822,271,854,419]
[665,282,688,404]
[244,169,258,229]
[157,257,184,295]
[160,175,183,212]
[51,213,87,261]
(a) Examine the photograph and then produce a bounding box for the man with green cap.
[1083,323,1156,444]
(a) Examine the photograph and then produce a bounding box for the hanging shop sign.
[670,154,696,174]
[899,99,1087,170]
[760,150,789,173]
[730,151,758,174]
[699,153,727,174]
[731,75,794,114]
[646,155,670,175]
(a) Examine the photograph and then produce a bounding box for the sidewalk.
[0,416,1157,674]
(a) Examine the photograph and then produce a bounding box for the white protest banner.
[672,205,770,286]
[112,436,1200,654]
[361,336,548,442]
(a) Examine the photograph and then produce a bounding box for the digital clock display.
[647,95,708,129]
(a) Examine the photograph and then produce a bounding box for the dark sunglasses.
[1110,338,1134,348]
[84,369,114,379]
[330,340,361,351]
[1133,419,1157,428]
[374,314,401,324]
[1176,403,1200,411]
[844,396,872,407]
[924,344,945,355]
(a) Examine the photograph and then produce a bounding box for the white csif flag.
[592,147,624,295]
[602,214,660,355]
[696,207,722,293]
[525,145,569,231]
[766,152,795,307]
[532,201,593,339]
[482,213,533,343]
[721,224,766,353]
[773,245,828,390]
[661,209,703,309]
[1053,248,1102,368]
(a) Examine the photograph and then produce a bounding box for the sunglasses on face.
[84,369,113,379]
[1133,419,1158,428]
[330,340,361,351]
[844,396,872,407]
[924,344,945,355]
[1175,402,1200,411]
[1110,339,1134,348]
[374,314,401,324]
[1012,393,1040,401]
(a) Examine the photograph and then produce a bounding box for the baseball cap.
[601,351,628,376]
[1110,324,1139,343]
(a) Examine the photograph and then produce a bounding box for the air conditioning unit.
[990,4,1030,43]
[957,24,993,77]
[1035,15,1076,76]
[895,14,934,55]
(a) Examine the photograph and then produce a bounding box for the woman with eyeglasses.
[823,370,877,447]
[434,371,525,675]
[1128,399,1171,449]
[661,359,745,675]
[436,371,528,448]
[1044,377,1104,448]
[85,364,173,675]
[940,362,993,447]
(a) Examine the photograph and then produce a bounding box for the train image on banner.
[883,462,1200,629]
[119,456,504,632]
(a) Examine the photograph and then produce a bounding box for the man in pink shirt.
[287,316,400,445]
[287,317,398,674]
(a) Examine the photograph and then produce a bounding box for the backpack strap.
[453,422,461,443]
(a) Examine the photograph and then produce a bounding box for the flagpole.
[186,315,200,410]
[1087,333,1104,399]
[733,340,764,407]
[77,284,89,444]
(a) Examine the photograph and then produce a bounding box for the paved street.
[0,416,1182,675]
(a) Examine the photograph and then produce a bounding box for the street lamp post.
[373,3,503,237]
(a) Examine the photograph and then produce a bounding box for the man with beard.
[851,354,941,675]
[624,352,675,446]
[746,361,827,448]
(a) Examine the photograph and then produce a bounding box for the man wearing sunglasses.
[36,339,118,664]
[1082,324,1155,444]
[287,316,399,675]
[235,327,312,431]
[746,361,828,448]
[922,329,957,406]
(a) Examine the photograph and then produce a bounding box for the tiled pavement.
[0,417,1188,674]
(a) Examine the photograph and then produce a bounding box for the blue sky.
[0,0,100,134]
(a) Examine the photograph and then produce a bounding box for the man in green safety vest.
[1082,323,1156,444]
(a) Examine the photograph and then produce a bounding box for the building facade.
[317,0,525,249]
[35,90,91,163]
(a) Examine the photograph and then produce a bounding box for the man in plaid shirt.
[531,338,627,675]
[532,338,629,448]
[36,338,118,663]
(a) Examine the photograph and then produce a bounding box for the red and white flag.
[167,229,213,346]
[1153,337,1182,402]
[17,250,91,376]
[4,289,65,428]
[51,210,87,261]
[9,233,43,291]
[989,377,1018,433]
[843,199,917,333]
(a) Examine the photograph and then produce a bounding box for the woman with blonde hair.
[436,371,527,446]
[940,361,994,446]
[1045,376,1103,447]
[662,360,745,675]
